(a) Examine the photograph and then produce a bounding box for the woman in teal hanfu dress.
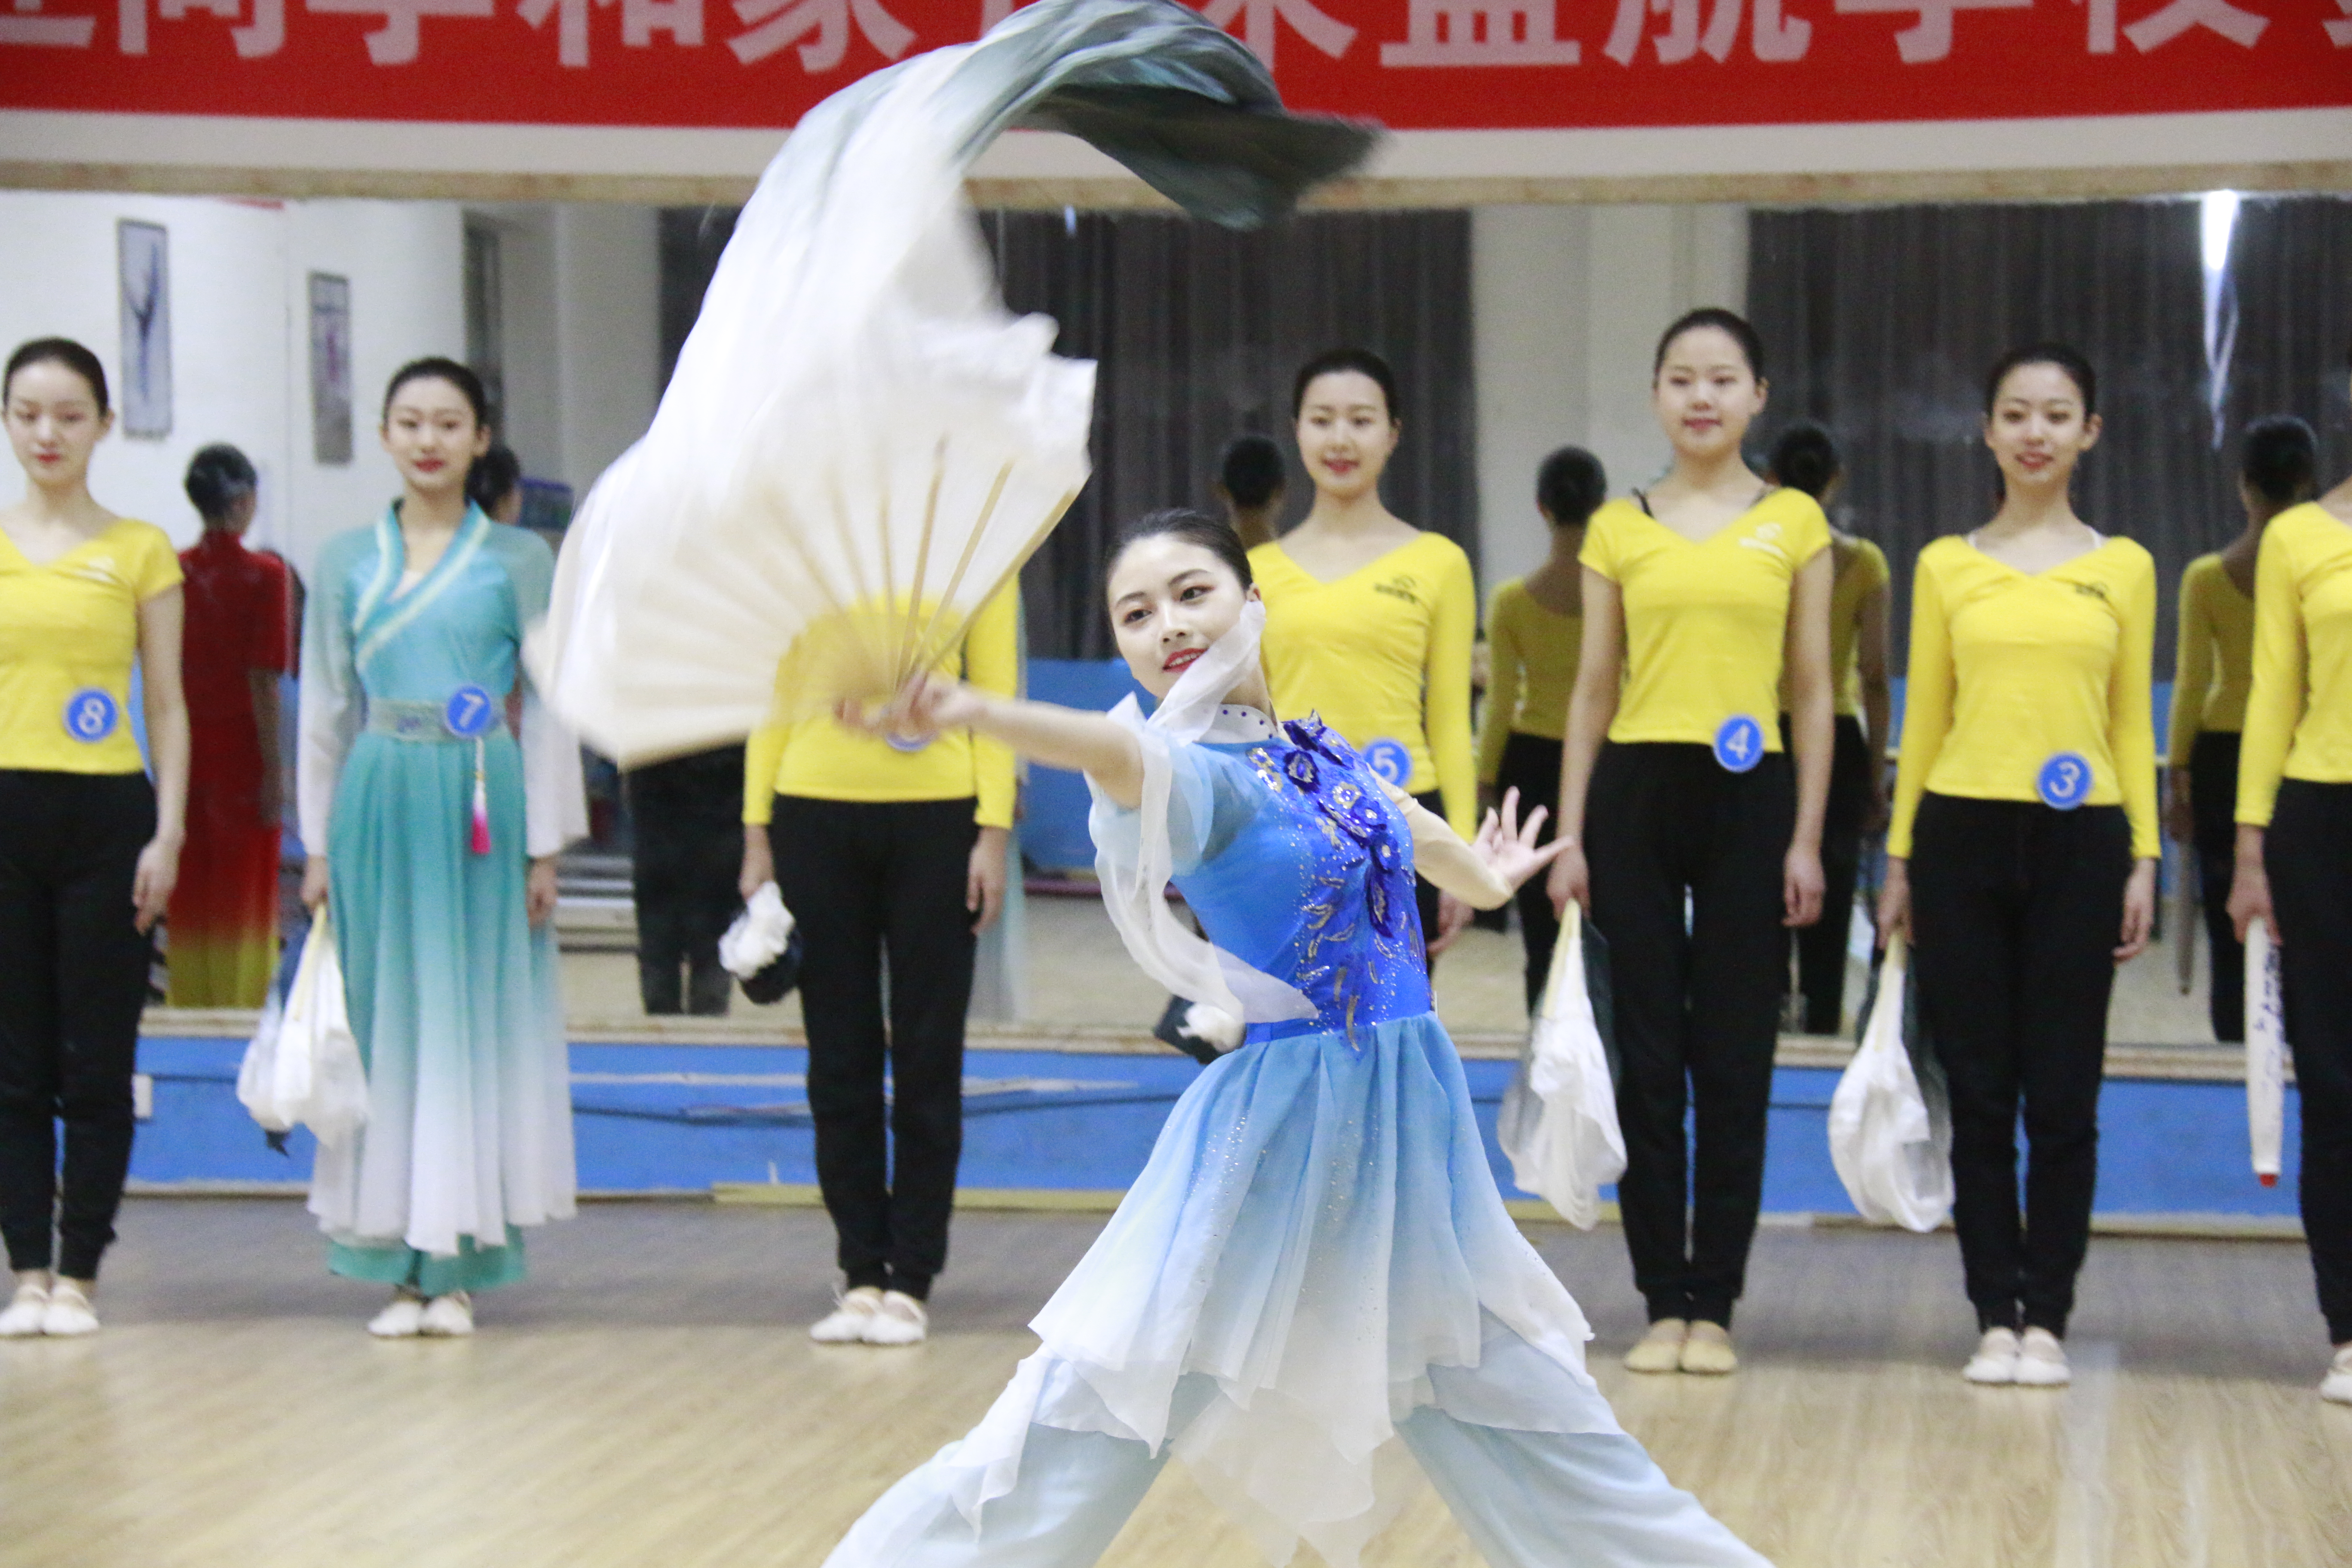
[820,511,1770,1568]
[297,358,585,1338]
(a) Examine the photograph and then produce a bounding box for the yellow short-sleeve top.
[0,518,181,774]
[2236,503,2352,827]
[1580,487,1830,752]
[741,583,1020,829]
[1888,535,2159,860]
[1477,577,1580,784]
[1250,530,1479,836]
[2167,552,2255,770]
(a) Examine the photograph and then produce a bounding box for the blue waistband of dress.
[1247,1006,1434,1046]
[364,699,507,744]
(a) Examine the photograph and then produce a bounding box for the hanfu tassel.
[469,738,492,855]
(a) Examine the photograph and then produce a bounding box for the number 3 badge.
[1712,714,1763,774]
[2037,751,2092,810]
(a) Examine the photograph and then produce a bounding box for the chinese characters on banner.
[0,0,2344,129]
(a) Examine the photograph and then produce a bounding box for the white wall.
[0,191,463,577]
[1471,204,1747,590]
[466,201,659,499]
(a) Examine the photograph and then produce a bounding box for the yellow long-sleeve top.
[1779,535,1888,719]
[1888,535,2159,860]
[1581,487,1831,753]
[1250,530,1478,836]
[1477,577,1582,784]
[0,518,181,773]
[2167,552,2254,770]
[741,585,1020,829]
[2236,503,2352,827]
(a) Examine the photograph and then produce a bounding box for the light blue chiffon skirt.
[824,1014,1767,1568]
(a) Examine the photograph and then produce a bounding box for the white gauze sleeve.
[1082,602,1314,1025]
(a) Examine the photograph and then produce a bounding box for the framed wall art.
[116,219,172,439]
[309,272,353,466]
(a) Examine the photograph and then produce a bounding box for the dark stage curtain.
[2221,196,2352,497]
[1749,198,2240,671]
[984,209,1476,660]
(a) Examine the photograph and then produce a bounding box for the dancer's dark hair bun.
[1219,436,1286,509]
[185,443,259,523]
[1767,423,1842,501]
[2241,416,2317,507]
[1536,446,1607,526]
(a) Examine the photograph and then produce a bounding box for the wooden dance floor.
[3,1198,2346,1568]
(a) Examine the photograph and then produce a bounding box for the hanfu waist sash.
[365,698,508,744]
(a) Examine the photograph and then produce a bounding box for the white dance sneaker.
[418,1292,475,1337]
[810,1285,885,1343]
[1678,1321,1738,1375]
[2321,1345,2352,1406]
[40,1283,98,1337]
[0,1281,49,1338]
[2012,1327,2072,1387]
[863,1290,928,1346]
[1963,1328,2021,1384]
[367,1290,427,1338]
[1624,1318,1688,1374]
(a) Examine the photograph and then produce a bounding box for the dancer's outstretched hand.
[1474,787,1571,894]
[838,674,987,747]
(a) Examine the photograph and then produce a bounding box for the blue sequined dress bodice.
[1162,714,1432,1043]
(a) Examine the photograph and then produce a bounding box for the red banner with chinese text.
[1,0,2346,132]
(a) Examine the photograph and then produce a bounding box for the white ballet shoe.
[862,1290,928,1346]
[2013,1327,2072,1387]
[2320,1344,2352,1406]
[1963,1327,2021,1384]
[1678,1321,1738,1375]
[40,1282,99,1338]
[1625,1318,1688,1374]
[367,1290,427,1338]
[418,1292,475,1338]
[810,1285,884,1344]
[0,1282,50,1338]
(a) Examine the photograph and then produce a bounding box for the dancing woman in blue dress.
[823,511,1767,1568]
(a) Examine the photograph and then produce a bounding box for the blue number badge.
[885,732,933,754]
[2037,751,2093,810]
[1363,739,1412,788]
[444,684,498,740]
[1712,714,1764,774]
[62,688,119,744]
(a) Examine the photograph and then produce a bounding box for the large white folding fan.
[532,0,1375,765]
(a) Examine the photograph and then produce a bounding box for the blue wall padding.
[135,1035,2300,1220]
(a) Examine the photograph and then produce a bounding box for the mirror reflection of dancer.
[1879,346,2159,1389]
[1549,310,1835,1378]
[298,359,587,1338]
[818,509,1767,1568]
[2169,419,2317,1044]
[1214,434,1286,552]
[1250,350,1479,962]
[1765,424,1892,1036]
[168,444,291,1011]
[1477,445,1607,1012]
[737,585,1017,1346]
[2226,343,2352,1408]
[0,339,188,1339]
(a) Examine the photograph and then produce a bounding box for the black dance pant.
[2266,779,2352,1345]
[1495,732,1565,1013]
[1908,793,2130,1336]
[0,770,156,1280]
[627,745,747,1016]
[769,795,977,1300]
[2189,731,2245,1043]
[1586,742,1794,1327]
[1781,714,1874,1036]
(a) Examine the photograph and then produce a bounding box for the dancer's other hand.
[527,855,560,929]
[1427,893,1474,956]
[2114,858,2156,963]
[132,833,181,934]
[301,854,331,913]
[2227,826,2274,945]
[1476,787,1571,895]
[1875,858,1911,948]
[968,825,1009,934]
[1783,842,1825,929]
